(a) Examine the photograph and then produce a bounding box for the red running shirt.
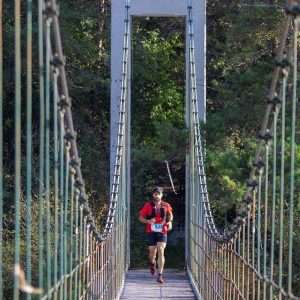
[139,201,173,234]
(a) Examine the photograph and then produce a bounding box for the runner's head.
[152,186,163,203]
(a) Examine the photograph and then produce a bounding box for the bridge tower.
[110,0,206,274]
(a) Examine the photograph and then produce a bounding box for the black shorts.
[146,232,167,246]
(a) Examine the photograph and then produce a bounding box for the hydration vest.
[146,201,171,222]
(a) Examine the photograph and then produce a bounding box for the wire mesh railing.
[4,0,300,299]
[1,0,130,299]
[187,0,300,299]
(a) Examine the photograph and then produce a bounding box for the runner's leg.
[147,233,157,275]
[156,242,166,274]
[149,245,157,275]
[149,245,157,264]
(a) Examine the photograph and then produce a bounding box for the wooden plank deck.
[120,269,197,300]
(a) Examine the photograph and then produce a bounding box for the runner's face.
[153,191,162,202]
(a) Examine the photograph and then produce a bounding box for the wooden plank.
[120,269,197,300]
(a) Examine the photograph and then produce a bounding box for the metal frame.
[110,0,206,180]
[110,0,206,271]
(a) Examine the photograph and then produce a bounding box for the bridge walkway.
[120,269,196,300]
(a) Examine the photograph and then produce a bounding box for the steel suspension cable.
[0,0,3,298]
[26,0,33,299]
[278,62,287,300]
[45,14,52,295]
[187,2,219,238]
[13,0,22,299]
[63,140,71,300]
[269,107,278,300]
[53,67,59,300]
[187,2,224,297]
[262,142,270,300]
[38,0,45,293]
[103,0,130,238]
[59,93,65,299]
[288,16,298,297]
[69,162,75,299]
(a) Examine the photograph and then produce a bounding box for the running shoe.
[149,262,155,275]
[157,273,164,284]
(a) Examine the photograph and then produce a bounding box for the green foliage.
[131,16,186,203]
[206,136,254,226]
[59,0,111,216]
[130,18,186,268]
[205,1,285,226]
[132,18,185,140]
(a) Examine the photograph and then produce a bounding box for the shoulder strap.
[147,201,156,219]
[161,201,170,221]
[147,201,170,220]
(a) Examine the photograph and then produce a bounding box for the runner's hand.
[166,221,173,231]
[147,218,156,224]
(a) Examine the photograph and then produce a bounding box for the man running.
[139,186,173,283]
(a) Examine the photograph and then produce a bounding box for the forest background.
[4,0,299,295]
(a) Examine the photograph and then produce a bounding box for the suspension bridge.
[1,0,300,299]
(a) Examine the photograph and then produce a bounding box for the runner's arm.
[139,203,155,224]
[139,215,155,224]
[166,206,173,227]
[167,211,173,225]
[168,211,173,222]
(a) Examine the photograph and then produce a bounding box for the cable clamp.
[70,166,77,176]
[87,219,95,229]
[267,92,281,105]
[235,216,245,226]
[64,130,76,142]
[244,192,253,204]
[247,179,258,189]
[96,235,103,243]
[275,57,291,69]
[236,205,248,218]
[58,95,70,110]
[78,194,87,205]
[75,179,84,189]
[51,54,64,67]
[43,1,57,19]
[258,130,273,142]
[70,158,81,168]
[83,206,90,217]
[253,157,265,171]
[228,224,239,235]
